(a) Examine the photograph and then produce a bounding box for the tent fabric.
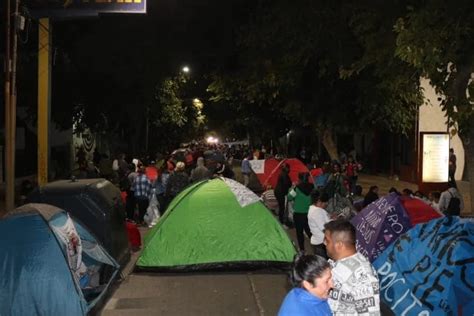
[399,196,443,225]
[28,179,130,268]
[0,203,119,315]
[0,212,87,315]
[352,193,445,263]
[250,158,312,189]
[50,213,118,269]
[5,202,60,221]
[223,177,260,207]
[137,178,297,271]
[373,216,474,315]
[351,193,413,262]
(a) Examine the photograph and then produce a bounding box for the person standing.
[363,185,379,207]
[165,162,189,202]
[324,220,381,315]
[275,164,292,225]
[155,166,170,215]
[132,166,152,225]
[125,163,139,220]
[325,162,347,198]
[117,153,129,178]
[214,161,234,179]
[343,155,362,194]
[145,161,159,184]
[308,191,331,258]
[439,181,464,216]
[288,172,313,253]
[190,157,210,183]
[449,148,457,184]
[241,154,253,187]
[278,255,333,316]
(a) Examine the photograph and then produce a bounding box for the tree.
[52,11,207,154]
[207,0,422,160]
[150,74,206,150]
[393,0,474,213]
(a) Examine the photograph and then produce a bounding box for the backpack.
[446,191,461,216]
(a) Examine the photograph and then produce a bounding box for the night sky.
[52,0,251,79]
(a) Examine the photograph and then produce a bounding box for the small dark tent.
[28,178,130,267]
[0,203,119,315]
[137,178,297,271]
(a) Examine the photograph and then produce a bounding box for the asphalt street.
[100,170,471,315]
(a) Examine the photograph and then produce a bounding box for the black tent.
[28,178,130,268]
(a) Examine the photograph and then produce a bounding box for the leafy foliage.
[207,0,423,149]
[393,0,474,138]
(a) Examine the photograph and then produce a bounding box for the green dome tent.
[137,178,297,271]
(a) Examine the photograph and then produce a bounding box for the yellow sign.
[30,0,147,18]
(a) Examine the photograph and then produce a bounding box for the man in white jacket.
[324,220,380,315]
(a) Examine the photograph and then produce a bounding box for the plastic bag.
[286,197,295,224]
[144,190,160,227]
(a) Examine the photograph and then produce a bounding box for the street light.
[182,66,190,73]
[193,98,203,109]
[206,136,219,144]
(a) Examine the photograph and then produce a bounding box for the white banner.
[249,160,265,174]
[422,134,449,183]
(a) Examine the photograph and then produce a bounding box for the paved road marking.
[103,298,119,310]
[247,274,265,316]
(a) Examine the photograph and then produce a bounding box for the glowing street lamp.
[193,98,204,110]
[206,136,219,144]
[182,66,190,73]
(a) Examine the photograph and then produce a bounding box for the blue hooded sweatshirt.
[278,288,332,316]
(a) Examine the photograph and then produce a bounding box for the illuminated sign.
[29,0,147,18]
[421,133,449,183]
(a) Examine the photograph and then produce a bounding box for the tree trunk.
[464,132,474,216]
[321,128,338,161]
[452,63,474,215]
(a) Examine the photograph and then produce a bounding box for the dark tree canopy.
[207,0,423,159]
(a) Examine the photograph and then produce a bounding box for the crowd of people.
[267,150,463,315]
[73,143,249,225]
[73,142,464,227]
[71,142,464,315]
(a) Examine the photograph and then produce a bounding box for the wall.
[419,78,464,180]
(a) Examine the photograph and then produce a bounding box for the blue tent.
[0,203,119,315]
[373,216,474,315]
